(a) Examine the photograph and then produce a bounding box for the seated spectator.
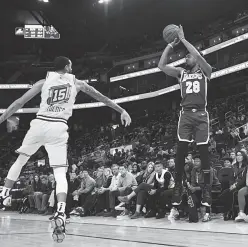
[188,155,220,222]
[209,136,217,153]
[127,164,133,173]
[83,167,112,216]
[95,167,114,215]
[78,170,95,206]
[67,172,81,215]
[27,174,42,214]
[42,174,56,216]
[230,151,237,166]
[118,161,174,219]
[233,151,248,182]
[229,164,248,222]
[136,162,155,185]
[34,175,52,214]
[168,157,175,176]
[104,163,137,217]
[132,163,141,178]
[70,170,95,216]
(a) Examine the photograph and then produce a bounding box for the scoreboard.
[24,25,60,39]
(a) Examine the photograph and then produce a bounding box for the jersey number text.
[47,84,71,105]
[186,81,200,94]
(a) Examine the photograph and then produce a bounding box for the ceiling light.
[99,0,111,4]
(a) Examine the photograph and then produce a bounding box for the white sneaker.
[235,212,247,222]
[168,208,179,220]
[117,209,130,220]
[70,209,77,215]
[202,213,211,222]
[0,194,11,208]
[115,202,125,211]
[51,212,66,243]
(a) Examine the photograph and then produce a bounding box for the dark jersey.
[179,69,208,109]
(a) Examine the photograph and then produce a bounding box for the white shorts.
[16,119,69,168]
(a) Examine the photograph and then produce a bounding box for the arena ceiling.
[1,0,248,59]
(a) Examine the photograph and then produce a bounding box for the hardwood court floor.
[1,211,248,247]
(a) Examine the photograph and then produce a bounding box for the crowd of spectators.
[0,90,248,223]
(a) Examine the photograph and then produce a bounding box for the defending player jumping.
[0,57,131,242]
[158,25,212,221]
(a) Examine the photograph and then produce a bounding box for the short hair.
[193,154,201,160]
[223,157,232,163]
[155,161,162,166]
[119,163,127,169]
[111,164,119,169]
[54,56,70,71]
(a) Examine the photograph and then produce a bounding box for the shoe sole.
[51,218,66,243]
[172,201,182,206]
[235,219,245,222]
[201,202,211,207]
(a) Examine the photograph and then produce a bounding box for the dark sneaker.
[202,185,212,207]
[103,210,116,217]
[130,212,141,219]
[118,196,130,203]
[172,182,183,206]
[144,210,156,218]
[51,212,66,243]
[156,210,165,219]
[96,211,106,216]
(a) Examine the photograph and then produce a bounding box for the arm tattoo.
[84,84,124,114]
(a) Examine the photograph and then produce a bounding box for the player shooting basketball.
[158,25,212,222]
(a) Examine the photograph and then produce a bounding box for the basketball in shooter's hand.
[170,37,180,48]
[121,110,131,127]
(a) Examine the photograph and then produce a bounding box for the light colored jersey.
[37,72,77,123]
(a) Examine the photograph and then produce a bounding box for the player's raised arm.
[158,38,183,79]
[0,79,45,124]
[75,79,131,127]
[177,25,212,79]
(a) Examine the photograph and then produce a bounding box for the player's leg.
[173,111,193,204]
[169,111,193,219]
[52,166,68,242]
[0,155,30,207]
[195,110,211,221]
[44,123,68,242]
[0,120,42,208]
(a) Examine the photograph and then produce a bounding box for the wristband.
[168,44,173,49]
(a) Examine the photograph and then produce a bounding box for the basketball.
[163,24,179,43]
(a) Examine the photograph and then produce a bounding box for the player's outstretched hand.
[177,25,185,40]
[121,110,131,127]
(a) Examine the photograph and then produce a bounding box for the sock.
[1,187,11,197]
[57,202,66,213]
[175,142,189,183]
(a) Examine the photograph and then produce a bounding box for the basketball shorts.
[177,109,209,145]
[16,119,69,167]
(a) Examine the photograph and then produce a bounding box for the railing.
[210,117,220,128]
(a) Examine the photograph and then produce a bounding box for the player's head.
[185,51,204,69]
[185,53,197,69]
[54,56,72,73]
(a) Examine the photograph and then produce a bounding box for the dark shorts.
[177,109,209,145]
